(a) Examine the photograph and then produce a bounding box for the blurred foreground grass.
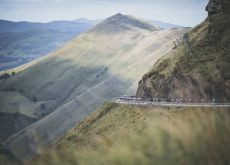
[28,103,230,165]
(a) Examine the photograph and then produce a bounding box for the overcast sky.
[0,0,208,27]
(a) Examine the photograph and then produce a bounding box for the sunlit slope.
[0,14,187,159]
[0,14,187,117]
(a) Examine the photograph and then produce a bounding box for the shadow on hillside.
[0,56,135,161]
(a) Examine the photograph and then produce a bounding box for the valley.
[0,19,94,71]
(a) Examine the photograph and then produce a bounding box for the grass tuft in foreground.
[30,103,230,165]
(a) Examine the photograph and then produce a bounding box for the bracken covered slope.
[137,0,230,102]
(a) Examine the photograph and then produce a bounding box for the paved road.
[112,99,230,108]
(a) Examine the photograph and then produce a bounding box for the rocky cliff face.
[206,0,223,16]
[136,0,230,102]
[206,0,230,16]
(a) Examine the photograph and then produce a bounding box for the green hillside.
[0,14,184,115]
[29,103,230,165]
[137,2,230,103]
[0,14,187,160]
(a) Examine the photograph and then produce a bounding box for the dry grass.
[28,103,230,165]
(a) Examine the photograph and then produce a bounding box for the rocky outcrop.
[206,0,230,16]
[206,0,223,16]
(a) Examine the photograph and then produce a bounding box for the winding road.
[112,98,230,108]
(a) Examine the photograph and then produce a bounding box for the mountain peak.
[110,13,131,20]
[106,13,136,23]
[90,13,159,33]
[113,13,123,17]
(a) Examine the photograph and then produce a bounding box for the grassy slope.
[0,28,185,116]
[29,103,230,165]
[0,15,187,160]
[137,15,230,102]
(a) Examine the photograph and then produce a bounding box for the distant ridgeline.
[136,0,230,103]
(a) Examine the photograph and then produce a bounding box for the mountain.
[91,13,159,33]
[0,29,85,71]
[0,13,187,160]
[0,20,94,71]
[76,17,184,30]
[74,18,101,25]
[137,0,230,102]
[0,19,93,33]
[0,18,183,71]
[150,20,183,29]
